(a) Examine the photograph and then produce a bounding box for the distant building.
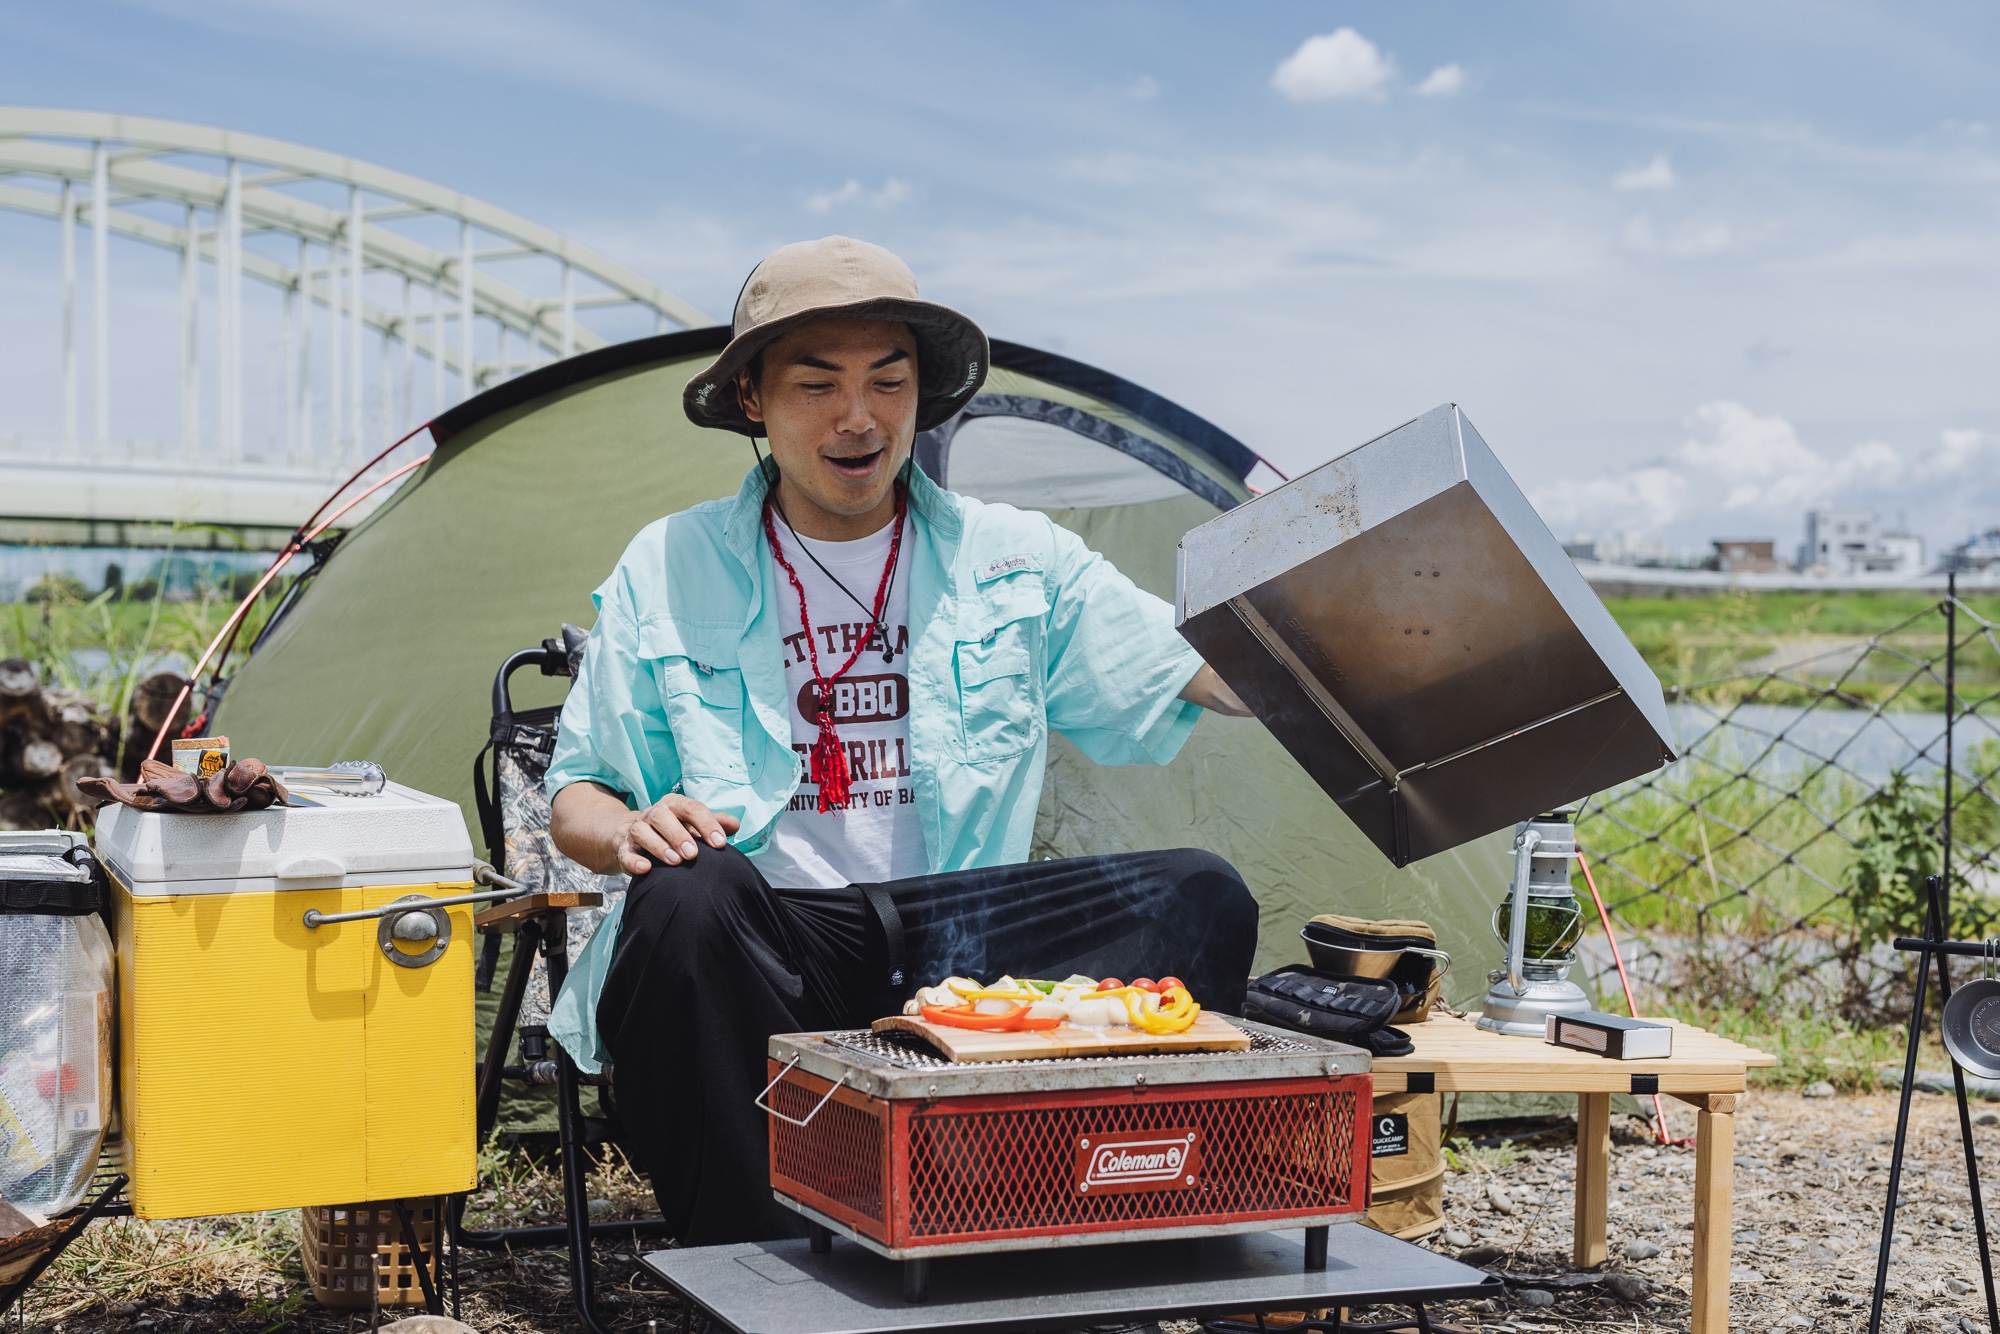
[1565,531,1670,567]
[1709,539,1782,574]
[1945,528,2000,573]
[1799,509,1924,577]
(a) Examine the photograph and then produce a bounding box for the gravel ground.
[1346,1087,2000,1334]
[20,1089,2000,1333]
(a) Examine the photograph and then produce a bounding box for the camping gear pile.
[0,659,189,830]
[759,1021,1373,1303]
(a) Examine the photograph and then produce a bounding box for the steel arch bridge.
[0,108,712,550]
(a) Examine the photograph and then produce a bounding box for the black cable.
[751,432,908,662]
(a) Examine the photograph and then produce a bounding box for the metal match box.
[761,1021,1373,1262]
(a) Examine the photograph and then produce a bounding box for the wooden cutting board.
[871,1011,1253,1063]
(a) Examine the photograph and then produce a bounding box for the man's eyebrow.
[791,354,842,371]
[868,348,911,371]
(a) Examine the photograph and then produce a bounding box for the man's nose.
[832,382,878,435]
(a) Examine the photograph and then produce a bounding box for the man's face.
[737,318,919,527]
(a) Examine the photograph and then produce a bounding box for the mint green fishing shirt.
[544,458,1207,1069]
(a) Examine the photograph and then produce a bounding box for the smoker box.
[1177,403,1675,866]
[763,1021,1372,1262]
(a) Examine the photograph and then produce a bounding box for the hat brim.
[682,297,989,436]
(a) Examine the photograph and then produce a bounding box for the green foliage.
[1442,1135,1528,1174]
[1655,998,1929,1093]
[1844,770,1954,945]
[22,572,89,603]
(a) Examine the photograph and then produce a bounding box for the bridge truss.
[0,108,712,543]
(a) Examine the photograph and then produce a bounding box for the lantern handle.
[1506,828,1543,994]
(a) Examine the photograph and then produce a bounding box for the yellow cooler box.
[95,781,478,1218]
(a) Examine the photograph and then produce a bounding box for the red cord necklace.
[764,485,907,813]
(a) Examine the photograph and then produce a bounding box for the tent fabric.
[214,329,1518,1083]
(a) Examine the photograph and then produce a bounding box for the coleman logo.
[1073,1128,1203,1195]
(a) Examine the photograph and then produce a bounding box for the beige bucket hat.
[683,235,990,436]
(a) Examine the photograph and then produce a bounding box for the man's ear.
[735,368,765,424]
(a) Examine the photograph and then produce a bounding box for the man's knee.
[625,843,763,939]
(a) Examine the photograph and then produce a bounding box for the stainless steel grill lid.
[1176,403,1675,867]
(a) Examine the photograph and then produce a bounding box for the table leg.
[1690,1094,1737,1334]
[1573,1091,1610,1268]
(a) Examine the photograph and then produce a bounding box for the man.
[545,235,1258,1243]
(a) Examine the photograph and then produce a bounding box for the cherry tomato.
[1095,977,1123,992]
[1131,977,1159,993]
[1157,976,1185,994]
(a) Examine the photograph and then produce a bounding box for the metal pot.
[1299,931,1452,984]
[1944,976,2000,1080]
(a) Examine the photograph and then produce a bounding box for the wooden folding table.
[1370,1014,1775,1334]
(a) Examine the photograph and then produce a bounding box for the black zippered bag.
[1243,964,1413,1056]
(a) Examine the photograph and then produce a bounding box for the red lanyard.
[764,487,907,812]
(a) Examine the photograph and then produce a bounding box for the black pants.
[596,845,1259,1244]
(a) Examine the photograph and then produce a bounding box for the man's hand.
[1179,664,1253,717]
[551,782,742,877]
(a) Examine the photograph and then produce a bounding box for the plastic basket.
[299,1199,440,1309]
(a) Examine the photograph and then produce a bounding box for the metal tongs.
[268,760,388,797]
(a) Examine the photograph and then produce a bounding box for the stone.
[1730,1267,1765,1283]
[1737,1229,1764,1244]
[1779,1317,1813,1329]
[1458,1245,1507,1266]
[1516,1288,1556,1307]
[1624,1239,1661,1259]
[1442,1229,1473,1249]
[1485,1182,1518,1215]
[1976,1111,2000,1127]
[587,1197,614,1219]
[1948,1277,1976,1294]
[1803,1080,1837,1098]
[377,1320,479,1334]
[1604,1272,1653,1303]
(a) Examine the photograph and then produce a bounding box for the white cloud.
[1527,403,2000,543]
[1621,213,1734,259]
[1416,64,1465,97]
[1613,154,1677,191]
[1271,29,1394,102]
[804,178,914,214]
[1125,74,1160,101]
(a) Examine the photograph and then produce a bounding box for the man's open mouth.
[825,449,884,479]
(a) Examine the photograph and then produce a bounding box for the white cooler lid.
[95,780,476,895]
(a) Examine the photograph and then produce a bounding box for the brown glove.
[78,758,291,813]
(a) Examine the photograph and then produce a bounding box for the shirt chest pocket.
[640,620,749,783]
[950,570,1050,763]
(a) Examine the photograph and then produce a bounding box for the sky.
[2,0,1998,560]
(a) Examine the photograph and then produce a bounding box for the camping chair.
[453,628,670,1334]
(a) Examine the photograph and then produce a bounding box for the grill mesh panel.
[768,1078,886,1224]
[903,1086,1358,1240]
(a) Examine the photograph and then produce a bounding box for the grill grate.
[818,1026,1317,1071]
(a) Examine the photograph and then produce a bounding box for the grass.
[1601,588,2000,712]
[1650,999,1935,1093]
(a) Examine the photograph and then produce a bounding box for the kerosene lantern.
[1477,810,1592,1036]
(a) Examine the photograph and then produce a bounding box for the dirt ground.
[18,1088,2000,1333]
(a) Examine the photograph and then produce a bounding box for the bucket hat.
[683,235,989,436]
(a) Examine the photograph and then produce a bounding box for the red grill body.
[766,1025,1372,1259]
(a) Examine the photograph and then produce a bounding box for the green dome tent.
[214,328,1517,1021]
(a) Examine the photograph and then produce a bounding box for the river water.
[1664,702,1999,783]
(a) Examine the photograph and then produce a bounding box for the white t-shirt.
[752,516,929,889]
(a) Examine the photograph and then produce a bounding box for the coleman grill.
[759,1022,1372,1301]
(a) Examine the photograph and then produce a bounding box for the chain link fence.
[1574,593,2000,1022]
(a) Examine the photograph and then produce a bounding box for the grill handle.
[754,1058,846,1128]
